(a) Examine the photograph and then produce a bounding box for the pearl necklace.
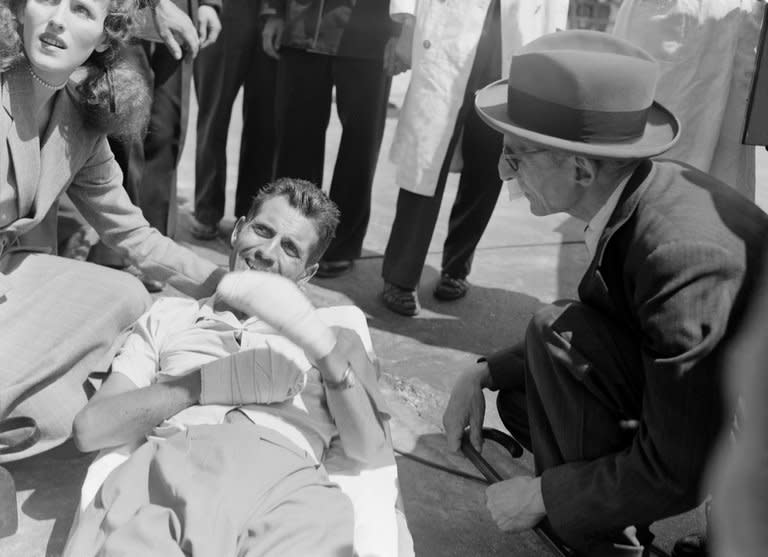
[27,64,67,90]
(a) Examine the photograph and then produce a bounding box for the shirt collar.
[584,174,631,260]
[195,295,277,334]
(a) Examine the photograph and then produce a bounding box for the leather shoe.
[316,259,354,278]
[190,218,219,241]
[671,533,708,557]
[433,273,469,301]
[381,282,420,316]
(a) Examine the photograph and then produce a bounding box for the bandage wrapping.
[216,271,337,361]
[199,335,311,405]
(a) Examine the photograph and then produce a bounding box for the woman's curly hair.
[0,0,151,139]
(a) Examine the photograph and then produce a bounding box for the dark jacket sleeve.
[540,241,742,547]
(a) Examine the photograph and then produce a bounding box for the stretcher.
[69,305,414,557]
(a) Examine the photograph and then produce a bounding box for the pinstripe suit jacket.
[0,64,224,298]
[539,159,768,542]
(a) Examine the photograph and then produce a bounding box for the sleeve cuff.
[200,1,222,12]
[389,0,416,17]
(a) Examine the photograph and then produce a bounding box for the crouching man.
[65,178,392,557]
[442,31,768,555]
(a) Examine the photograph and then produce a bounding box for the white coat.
[613,0,763,201]
[389,0,569,196]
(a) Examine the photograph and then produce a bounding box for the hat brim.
[475,79,680,159]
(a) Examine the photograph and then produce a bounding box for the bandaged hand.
[199,335,311,405]
[216,271,337,362]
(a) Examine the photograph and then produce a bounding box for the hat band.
[507,87,649,143]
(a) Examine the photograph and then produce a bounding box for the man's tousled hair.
[246,178,340,265]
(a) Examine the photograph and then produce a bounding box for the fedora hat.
[475,30,680,159]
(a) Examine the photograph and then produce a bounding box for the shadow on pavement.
[396,432,549,556]
[311,255,546,358]
[3,442,95,557]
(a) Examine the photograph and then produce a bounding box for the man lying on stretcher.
[65,179,402,557]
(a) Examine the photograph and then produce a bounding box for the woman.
[0,0,225,464]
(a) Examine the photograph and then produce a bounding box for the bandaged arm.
[216,271,389,463]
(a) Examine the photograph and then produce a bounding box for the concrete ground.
[3,72,767,556]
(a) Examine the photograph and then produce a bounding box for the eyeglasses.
[500,146,548,174]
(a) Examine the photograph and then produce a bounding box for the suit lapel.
[578,160,654,304]
[34,85,82,220]
[3,66,41,221]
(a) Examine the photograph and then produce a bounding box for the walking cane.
[460,429,672,557]
[460,428,574,557]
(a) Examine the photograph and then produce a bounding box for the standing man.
[261,0,396,278]
[442,31,768,555]
[190,0,277,240]
[380,0,568,316]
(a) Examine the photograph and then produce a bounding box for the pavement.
[2,72,767,557]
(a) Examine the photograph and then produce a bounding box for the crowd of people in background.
[2,0,768,555]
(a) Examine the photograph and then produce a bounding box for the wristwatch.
[323,365,356,391]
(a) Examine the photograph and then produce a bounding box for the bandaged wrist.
[216,271,338,362]
[199,348,307,406]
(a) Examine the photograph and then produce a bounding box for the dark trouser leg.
[524,302,644,470]
[441,0,503,279]
[496,302,646,550]
[323,57,391,261]
[382,0,501,289]
[273,49,333,188]
[193,0,252,226]
[235,28,277,218]
[494,343,533,452]
[193,0,274,224]
[138,43,189,237]
[440,93,502,279]
[497,302,643,470]
[380,132,457,289]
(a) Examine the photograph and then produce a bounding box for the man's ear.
[297,263,319,287]
[573,155,597,188]
[231,217,246,247]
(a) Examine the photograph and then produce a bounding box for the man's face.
[498,135,584,217]
[230,196,320,283]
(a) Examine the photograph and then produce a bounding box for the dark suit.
[193,0,276,224]
[265,0,393,262]
[486,159,768,552]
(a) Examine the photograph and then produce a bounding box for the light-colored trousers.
[64,423,354,557]
[0,251,150,462]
